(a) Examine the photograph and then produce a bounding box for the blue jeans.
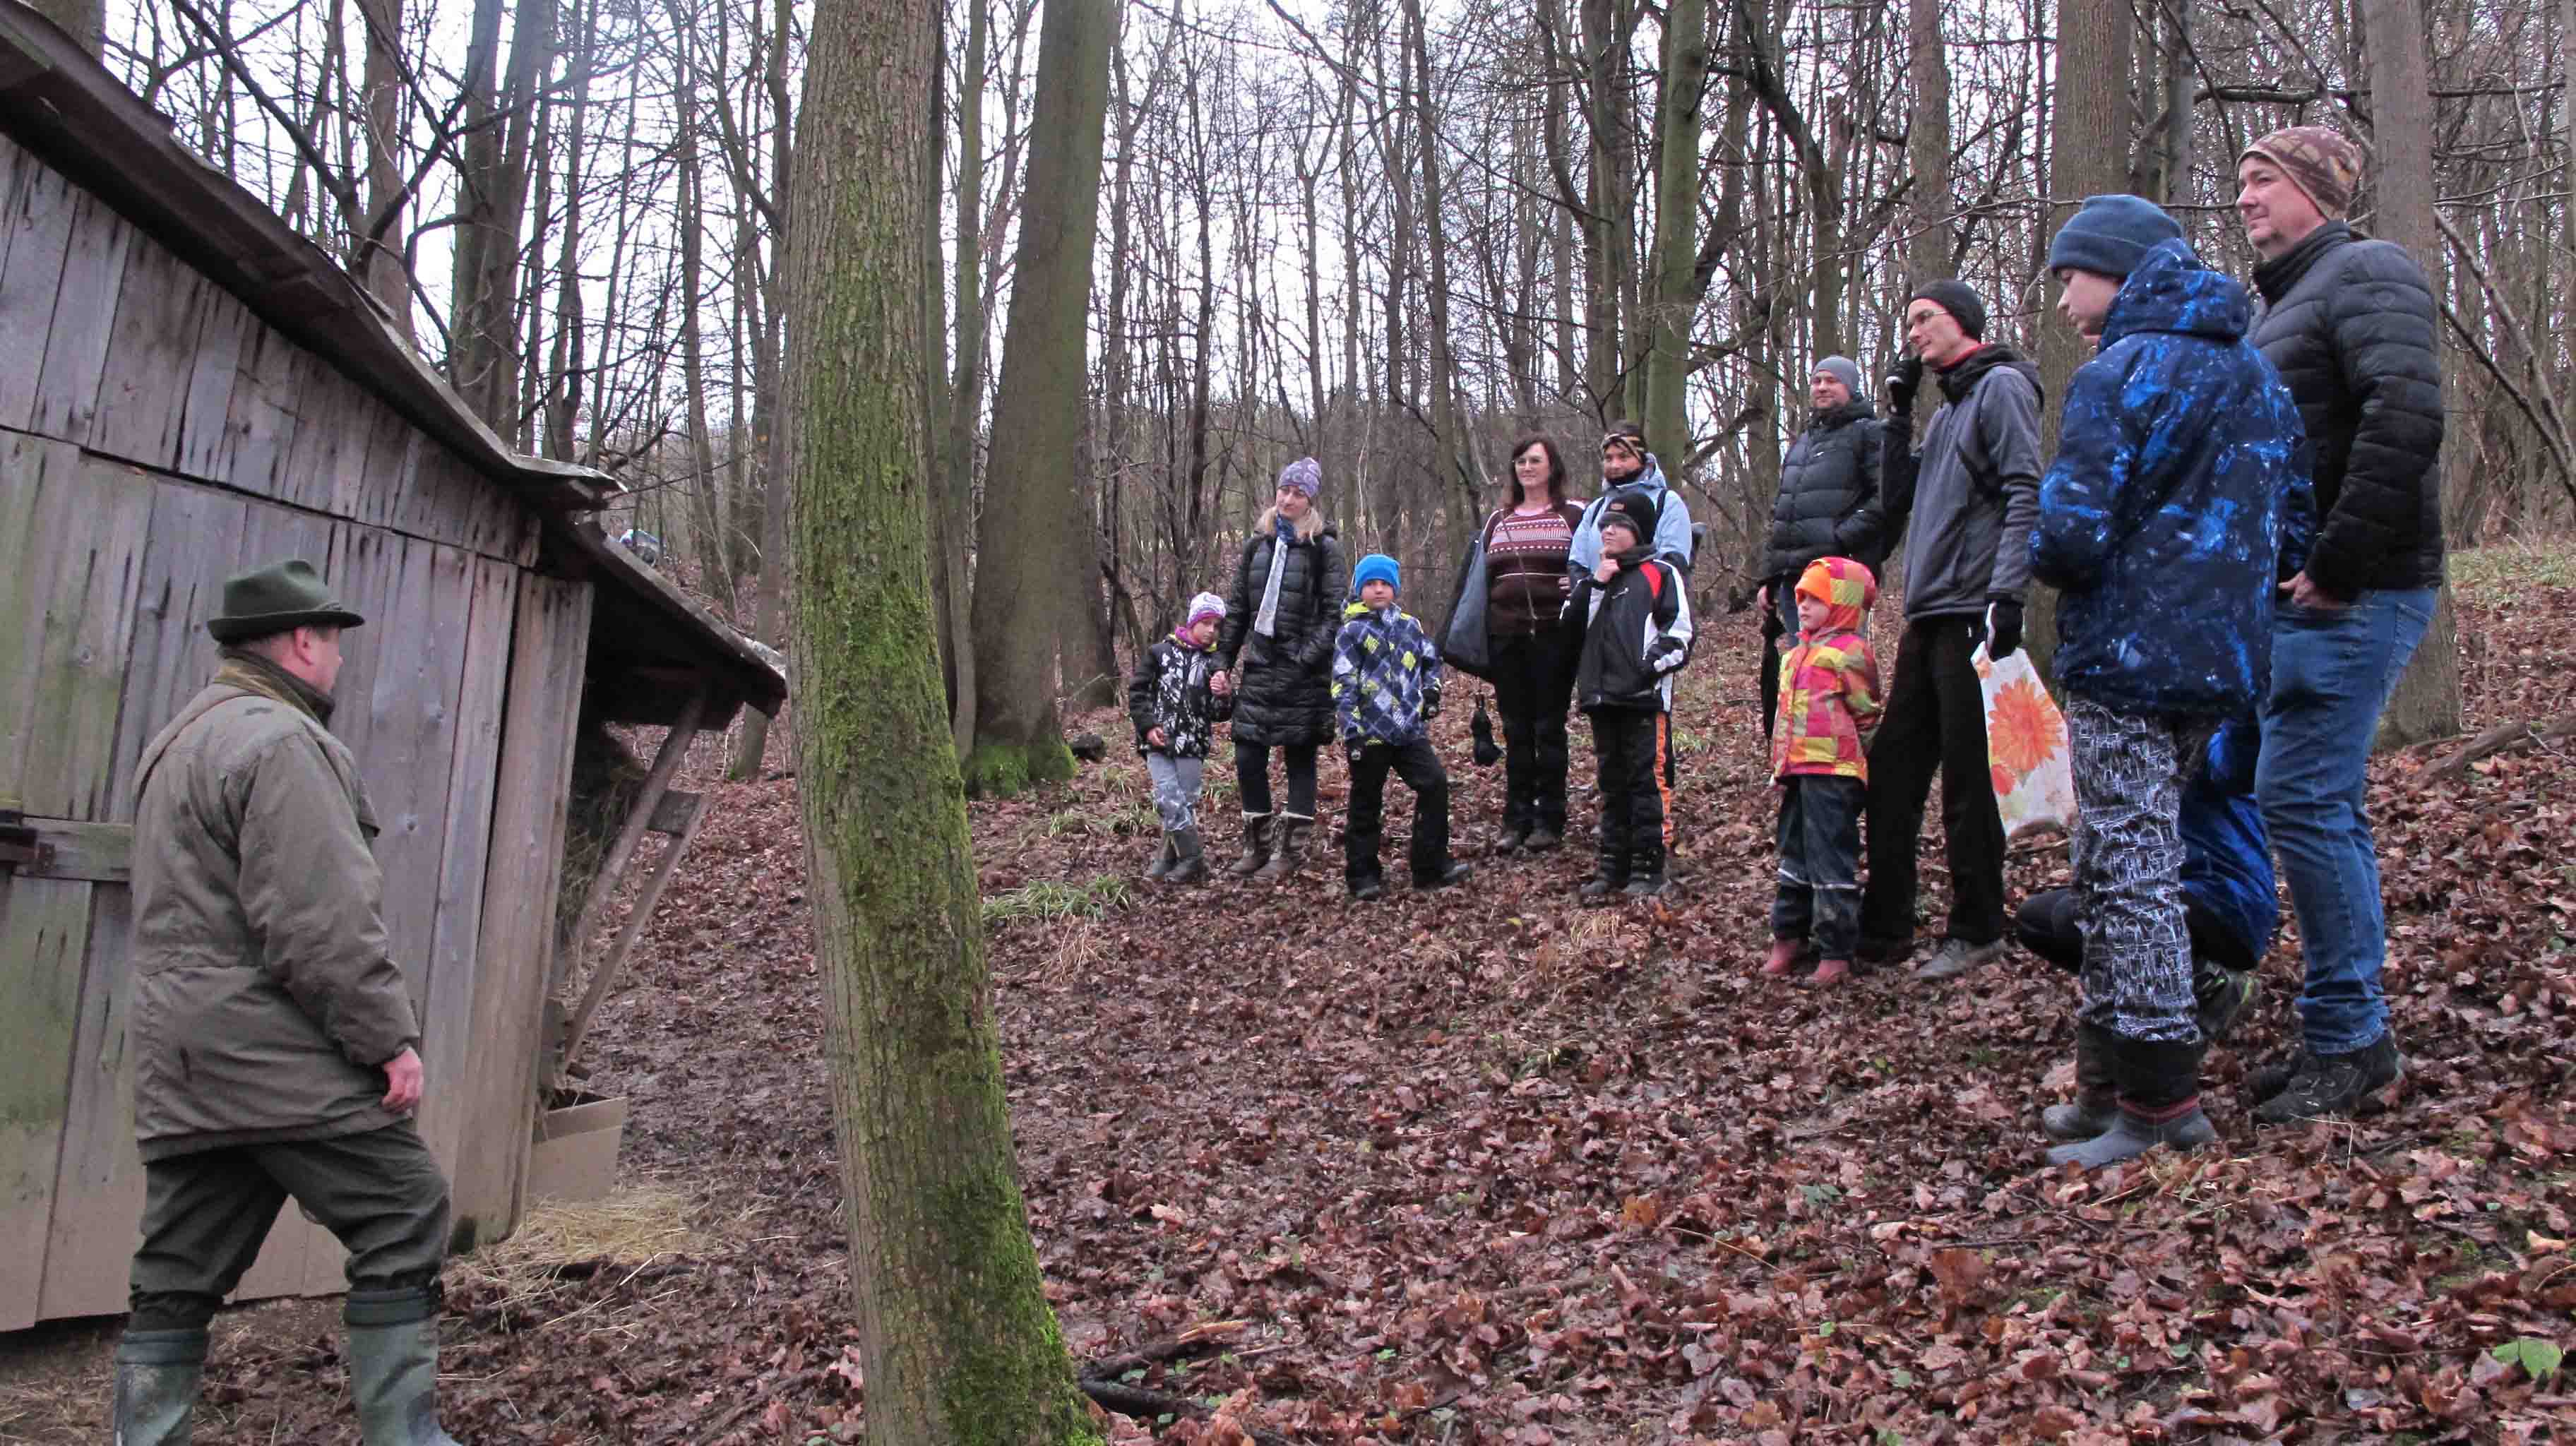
[2255,587,2434,1054]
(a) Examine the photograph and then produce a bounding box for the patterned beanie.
[1353,554,1401,594]
[1907,279,1988,340]
[2241,126,2361,220]
[1277,457,1323,498]
[1796,556,1877,612]
[1186,591,1226,627]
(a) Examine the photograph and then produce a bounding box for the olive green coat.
[129,658,420,1161]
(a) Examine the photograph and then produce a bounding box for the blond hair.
[1256,504,1327,542]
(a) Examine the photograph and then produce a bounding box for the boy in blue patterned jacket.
[1332,554,1472,900]
[2031,194,2313,1170]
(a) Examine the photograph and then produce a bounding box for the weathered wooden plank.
[0,877,93,1331]
[648,789,703,836]
[29,186,138,446]
[88,235,208,472]
[174,287,250,482]
[0,148,78,432]
[414,554,515,1177]
[3,818,131,883]
[0,432,85,790]
[357,398,420,534]
[35,885,141,1320]
[235,482,339,578]
[552,692,704,998]
[280,364,369,519]
[0,448,153,823]
[215,322,306,501]
[559,791,709,1077]
[103,479,249,817]
[451,572,590,1249]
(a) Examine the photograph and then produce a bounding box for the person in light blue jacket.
[1568,420,1695,580]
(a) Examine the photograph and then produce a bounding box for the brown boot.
[1227,813,1273,878]
[2041,1023,2120,1142]
[1253,813,1313,883]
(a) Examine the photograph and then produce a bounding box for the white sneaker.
[1912,936,2003,981]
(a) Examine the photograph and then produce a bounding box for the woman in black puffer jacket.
[1216,457,1349,883]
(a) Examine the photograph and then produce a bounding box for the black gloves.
[1887,354,1924,415]
[1422,686,1443,721]
[1986,597,2024,659]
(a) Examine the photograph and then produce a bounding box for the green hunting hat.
[207,558,366,644]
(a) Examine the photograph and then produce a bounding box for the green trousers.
[127,1121,451,1331]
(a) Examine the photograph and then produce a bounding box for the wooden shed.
[0,5,785,1329]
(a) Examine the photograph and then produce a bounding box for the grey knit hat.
[1812,356,1863,396]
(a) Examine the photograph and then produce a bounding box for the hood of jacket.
[2101,239,2252,349]
[1604,453,1671,498]
[1794,556,1876,638]
[1936,342,2044,412]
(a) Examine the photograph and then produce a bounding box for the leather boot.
[2046,1034,2216,1170]
[345,1288,465,1446]
[1163,827,1208,885]
[1253,813,1312,883]
[113,1327,205,1445]
[1227,813,1272,878]
[2041,1023,2121,1142]
[1144,833,1176,883]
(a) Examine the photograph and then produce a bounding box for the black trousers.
[1590,707,1666,879]
[1860,614,2007,948]
[1344,737,1452,885]
[129,1120,452,1332]
[1490,624,1576,834]
[1772,775,1864,957]
[1235,741,1319,817]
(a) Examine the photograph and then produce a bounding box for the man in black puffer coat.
[2234,125,2445,1124]
[1757,357,1887,736]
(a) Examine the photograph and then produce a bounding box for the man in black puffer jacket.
[1756,357,1887,737]
[2234,125,2445,1123]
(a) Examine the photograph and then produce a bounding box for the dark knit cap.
[1600,488,1657,544]
[2048,194,2185,280]
[2241,126,2362,220]
[1907,280,1987,340]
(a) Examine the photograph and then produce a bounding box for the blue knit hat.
[2049,194,2184,281]
[1353,554,1401,594]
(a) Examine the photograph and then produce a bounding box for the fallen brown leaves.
[160,568,2574,1445]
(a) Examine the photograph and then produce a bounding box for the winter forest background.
[48,0,2576,769]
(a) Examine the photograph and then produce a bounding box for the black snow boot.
[1163,827,1208,885]
[2046,1034,2216,1171]
[113,1327,205,1446]
[2040,1023,2120,1143]
[1580,835,1628,902]
[1227,813,1273,878]
[345,1287,465,1446]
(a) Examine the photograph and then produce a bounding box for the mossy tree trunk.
[782,0,1097,1440]
[1638,0,1707,459]
[965,0,1116,796]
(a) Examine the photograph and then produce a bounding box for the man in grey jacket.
[114,560,465,1446]
[1858,280,2044,980]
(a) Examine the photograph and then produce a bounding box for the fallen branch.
[2420,712,2576,784]
[1080,1318,1251,1382]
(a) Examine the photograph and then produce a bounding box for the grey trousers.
[128,1120,452,1331]
[2065,698,2202,1044]
[1145,751,1205,832]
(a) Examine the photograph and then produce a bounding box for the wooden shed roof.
[0,2,785,719]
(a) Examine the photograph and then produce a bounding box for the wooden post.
[549,688,705,996]
[555,789,711,1082]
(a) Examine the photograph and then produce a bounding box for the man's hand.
[1887,354,1925,414]
[1592,557,1618,584]
[1209,670,1232,695]
[1986,598,2025,659]
[2280,571,2349,610]
[381,1046,424,1113]
[1147,727,1168,748]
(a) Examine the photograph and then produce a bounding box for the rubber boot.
[1760,938,1803,977]
[1579,833,1627,902]
[2046,1034,2216,1170]
[113,1327,205,1446]
[1144,833,1176,883]
[1227,813,1272,878]
[345,1288,465,1446]
[1253,813,1312,883]
[1163,827,1208,885]
[2041,1023,2120,1142]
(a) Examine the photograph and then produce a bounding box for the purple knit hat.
[1277,457,1322,498]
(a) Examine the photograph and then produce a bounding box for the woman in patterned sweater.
[1479,434,1589,852]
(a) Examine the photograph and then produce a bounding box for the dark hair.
[1505,433,1568,507]
[1604,418,1650,451]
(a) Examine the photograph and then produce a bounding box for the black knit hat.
[1599,487,1658,546]
[207,558,366,644]
[1907,279,1988,340]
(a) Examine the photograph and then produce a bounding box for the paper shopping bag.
[1975,645,2075,840]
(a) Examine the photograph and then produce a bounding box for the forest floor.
[6,546,2575,1445]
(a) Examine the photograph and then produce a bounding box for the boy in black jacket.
[1570,493,1695,900]
[1126,591,1234,884]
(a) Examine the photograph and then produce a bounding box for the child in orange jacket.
[1763,557,1883,986]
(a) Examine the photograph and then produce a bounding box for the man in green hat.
[114,559,467,1445]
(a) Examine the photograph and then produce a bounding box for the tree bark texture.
[783,0,1099,1440]
[966,0,1116,796]
[1904,0,1953,288]
[1640,0,1707,458]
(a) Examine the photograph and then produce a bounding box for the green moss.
[962,740,1077,798]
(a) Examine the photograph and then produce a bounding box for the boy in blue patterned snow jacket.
[1332,554,1472,900]
[2030,194,2315,1171]
[1127,590,1235,885]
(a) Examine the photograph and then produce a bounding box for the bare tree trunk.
[2361,0,2462,748]
[451,0,559,430]
[939,0,992,762]
[1904,0,1952,287]
[965,0,1116,796]
[354,0,410,334]
[729,0,797,781]
[1582,0,1638,419]
[1403,0,1474,529]
[1639,0,1707,458]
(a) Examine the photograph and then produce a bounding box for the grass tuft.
[983,875,1134,927]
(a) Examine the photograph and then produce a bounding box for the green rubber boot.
[345,1288,465,1446]
[112,1328,205,1446]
